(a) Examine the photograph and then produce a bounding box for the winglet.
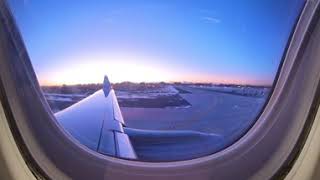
[103,75,112,97]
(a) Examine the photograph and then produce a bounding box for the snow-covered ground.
[44,85,186,111]
[115,85,179,99]
[44,93,87,102]
[114,85,190,108]
[44,84,270,113]
[189,85,271,97]
[44,93,87,113]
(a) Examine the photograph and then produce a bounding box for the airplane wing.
[55,76,137,159]
[55,76,223,161]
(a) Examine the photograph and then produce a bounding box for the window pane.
[8,0,305,161]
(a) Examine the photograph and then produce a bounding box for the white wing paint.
[55,76,137,159]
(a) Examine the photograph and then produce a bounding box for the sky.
[8,0,305,86]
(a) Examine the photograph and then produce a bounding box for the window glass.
[8,0,305,161]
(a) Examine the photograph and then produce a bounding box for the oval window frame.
[0,0,320,179]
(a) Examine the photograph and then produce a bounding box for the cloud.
[202,16,221,24]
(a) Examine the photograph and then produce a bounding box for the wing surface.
[55,76,136,159]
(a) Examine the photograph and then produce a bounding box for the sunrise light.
[39,55,176,85]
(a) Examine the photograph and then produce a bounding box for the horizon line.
[40,80,273,87]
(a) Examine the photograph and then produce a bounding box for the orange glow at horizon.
[37,55,272,86]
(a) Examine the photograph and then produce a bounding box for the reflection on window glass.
[8,0,305,161]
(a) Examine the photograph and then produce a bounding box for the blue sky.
[8,0,304,85]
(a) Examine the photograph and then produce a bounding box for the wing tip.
[103,75,112,96]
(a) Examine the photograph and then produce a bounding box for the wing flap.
[97,130,116,156]
[115,132,137,159]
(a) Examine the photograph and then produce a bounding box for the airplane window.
[7,0,305,161]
